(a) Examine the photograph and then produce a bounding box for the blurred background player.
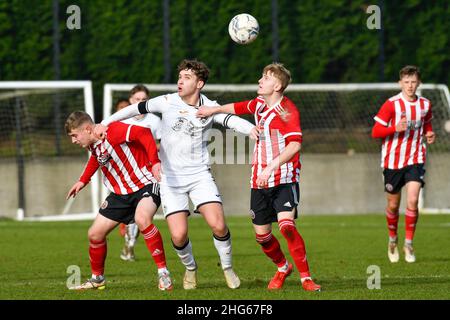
[95,59,255,290]
[65,111,172,291]
[115,85,162,262]
[372,65,435,263]
[196,63,321,291]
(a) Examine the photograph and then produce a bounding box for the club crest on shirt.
[172,117,199,136]
[97,151,112,166]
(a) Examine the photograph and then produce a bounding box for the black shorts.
[99,183,161,224]
[250,183,299,226]
[383,164,426,194]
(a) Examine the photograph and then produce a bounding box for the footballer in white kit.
[98,59,253,290]
[103,92,253,216]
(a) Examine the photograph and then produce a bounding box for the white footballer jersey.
[121,113,162,140]
[102,92,254,186]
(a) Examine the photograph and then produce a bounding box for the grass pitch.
[0,214,449,300]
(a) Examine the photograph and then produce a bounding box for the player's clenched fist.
[425,131,435,144]
[94,124,108,139]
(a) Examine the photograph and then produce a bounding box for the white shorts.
[160,171,222,218]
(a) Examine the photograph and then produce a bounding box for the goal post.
[0,81,99,221]
[103,83,450,214]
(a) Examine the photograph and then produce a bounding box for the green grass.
[0,214,449,300]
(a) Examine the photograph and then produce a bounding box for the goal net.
[0,81,99,221]
[103,83,450,214]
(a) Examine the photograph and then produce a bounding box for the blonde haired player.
[196,63,321,291]
[65,111,172,290]
[372,65,435,263]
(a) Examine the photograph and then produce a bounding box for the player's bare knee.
[387,202,400,213]
[211,224,228,238]
[171,233,188,247]
[134,212,151,230]
[406,202,419,212]
[88,228,105,242]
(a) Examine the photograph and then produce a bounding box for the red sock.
[142,224,167,269]
[256,232,286,268]
[119,223,126,237]
[405,208,419,242]
[279,219,311,279]
[89,239,107,276]
[386,209,399,239]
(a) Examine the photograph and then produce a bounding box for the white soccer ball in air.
[228,13,259,44]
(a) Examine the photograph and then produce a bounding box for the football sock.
[141,224,167,269]
[158,267,169,275]
[256,231,286,268]
[173,238,197,271]
[213,230,233,270]
[278,260,290,273]
[89,239,107,277]
[386,209,399,241]
[126,223,139,247]
[279,219,311,279]
[405,208,419,245]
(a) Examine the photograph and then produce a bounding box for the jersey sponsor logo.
[406,119,422,130]
[97,151,112,166]
[100,200,108,210]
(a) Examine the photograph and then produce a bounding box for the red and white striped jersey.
[374,92,433,169]
[234,96,302,189]
[80,122,159,195]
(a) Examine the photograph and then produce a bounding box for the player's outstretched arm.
[213,113,255,136]
[101,103,141,127]
[196,103,235,118]
[66,181,86,199]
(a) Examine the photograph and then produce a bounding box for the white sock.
[389,236,398,243]
[278,261,289,273]
[301,277,312,283]
[213,231,232,270]
[405,239,413,246]
[158,267,169,275]
[173,239,197,271]
[91,274,104,281]
[126,223,139,247]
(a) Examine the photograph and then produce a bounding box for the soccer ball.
[228,13,259,44]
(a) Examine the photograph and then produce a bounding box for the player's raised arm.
[213,113,255,136]
[196,103,235,118]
